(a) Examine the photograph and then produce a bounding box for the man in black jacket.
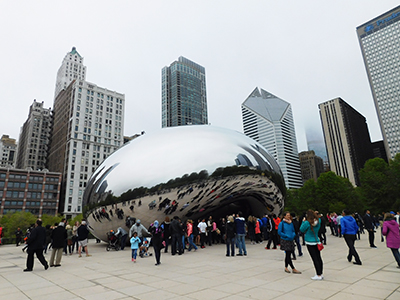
[24,219,49,272]
[363,210,377,248]
[170,216,183,255]
[49,222,67,267]
[77,220,91,257]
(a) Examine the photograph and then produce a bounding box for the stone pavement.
[1,232,400,300]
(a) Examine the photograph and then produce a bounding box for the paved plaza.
[1,232,400,300]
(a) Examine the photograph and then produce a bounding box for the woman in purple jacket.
[382,212,400,268]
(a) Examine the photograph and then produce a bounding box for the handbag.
[310,223,324,251]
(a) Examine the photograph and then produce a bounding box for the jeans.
[344,234,361,263]
[226,237,235,256]
[307,244,323,276]
[237,234,247,255]
[294,234,303,255]
[390,248,400,266]
[171,234,182,254]
[132,249,137,259]
[188,234,197,251]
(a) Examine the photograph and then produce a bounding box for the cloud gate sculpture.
[83,125,285,241]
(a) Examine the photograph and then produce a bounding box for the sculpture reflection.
[83,126,285,241]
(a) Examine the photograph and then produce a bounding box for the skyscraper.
[357,5,400,159]
[54,47,87,99]
[16,100,52,170]
[162,56,207,127]
[0,135,17,168]
[319,97,373,186]
[242,87,303,189]
[299,150,324,182]
[48,48,124,217]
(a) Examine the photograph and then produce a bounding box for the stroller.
[139,238,152,258]
[106,230,120,251]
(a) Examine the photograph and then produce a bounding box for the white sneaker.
[311,275,323,280]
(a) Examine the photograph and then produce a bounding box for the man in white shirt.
[198,219,207,248]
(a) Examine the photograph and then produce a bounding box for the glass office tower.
[357,5,400,159]
[242,87,303,189]
[162,57,207,127]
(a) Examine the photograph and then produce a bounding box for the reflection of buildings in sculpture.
[48,47,125,218]
[235,154,253,167]
[82,126,285,241]
[242,87,303,189]
[86,172,283,241]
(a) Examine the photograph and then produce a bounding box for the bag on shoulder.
[317,242,324,251]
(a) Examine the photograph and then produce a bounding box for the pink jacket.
[382,219,400,249]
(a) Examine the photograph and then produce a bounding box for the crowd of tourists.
[16,219,92,272]
[10,207,400,278]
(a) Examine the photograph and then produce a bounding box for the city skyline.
[1,2,399,154]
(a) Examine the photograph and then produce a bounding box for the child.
[130,232,141,262]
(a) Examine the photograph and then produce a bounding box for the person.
[300,210,324,280]
[186,220,198,251]
[149,220,163,265]
[0,225,3,245]
[225,215,236,256]
[49,222,67,267]
[170,216,183,255]
[129,219,150,240]
[66,225,73,255]
[207,216,214,246]
[336,213,343,238]
[115,226,128,250]
[382,212,400,268]
[72,221,80,253]
[24,219,49,272]
[341,209,362,265]
[278,212,301,274]
[198,219,207,248]
[77,220,91,257]
[15,227,23,246]
[363,209,377,248]
[235,212,247,256]
[247,216,256,245]
[161,217,171,253]
[266,214,278,250]
[130,232,140,262]
[291,212,303,258]
[318,213,327,245]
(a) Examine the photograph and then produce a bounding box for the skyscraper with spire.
[242,88,303,189]
[54,47,87,99]
[48,47,124,217]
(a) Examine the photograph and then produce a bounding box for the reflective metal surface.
[83,125,285,241]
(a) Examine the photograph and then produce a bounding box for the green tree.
[359,157,391,212]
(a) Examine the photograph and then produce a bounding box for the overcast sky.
[1,1,398,153]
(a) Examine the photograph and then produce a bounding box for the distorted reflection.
[83,126,285,241]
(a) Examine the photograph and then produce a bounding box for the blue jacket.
[130,236,141,249]
[235,217,246,235]
[278,220,296,241]
[300,219,321,244]
[340,215,359,235]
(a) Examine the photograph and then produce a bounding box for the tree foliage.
[286,154,400,216]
